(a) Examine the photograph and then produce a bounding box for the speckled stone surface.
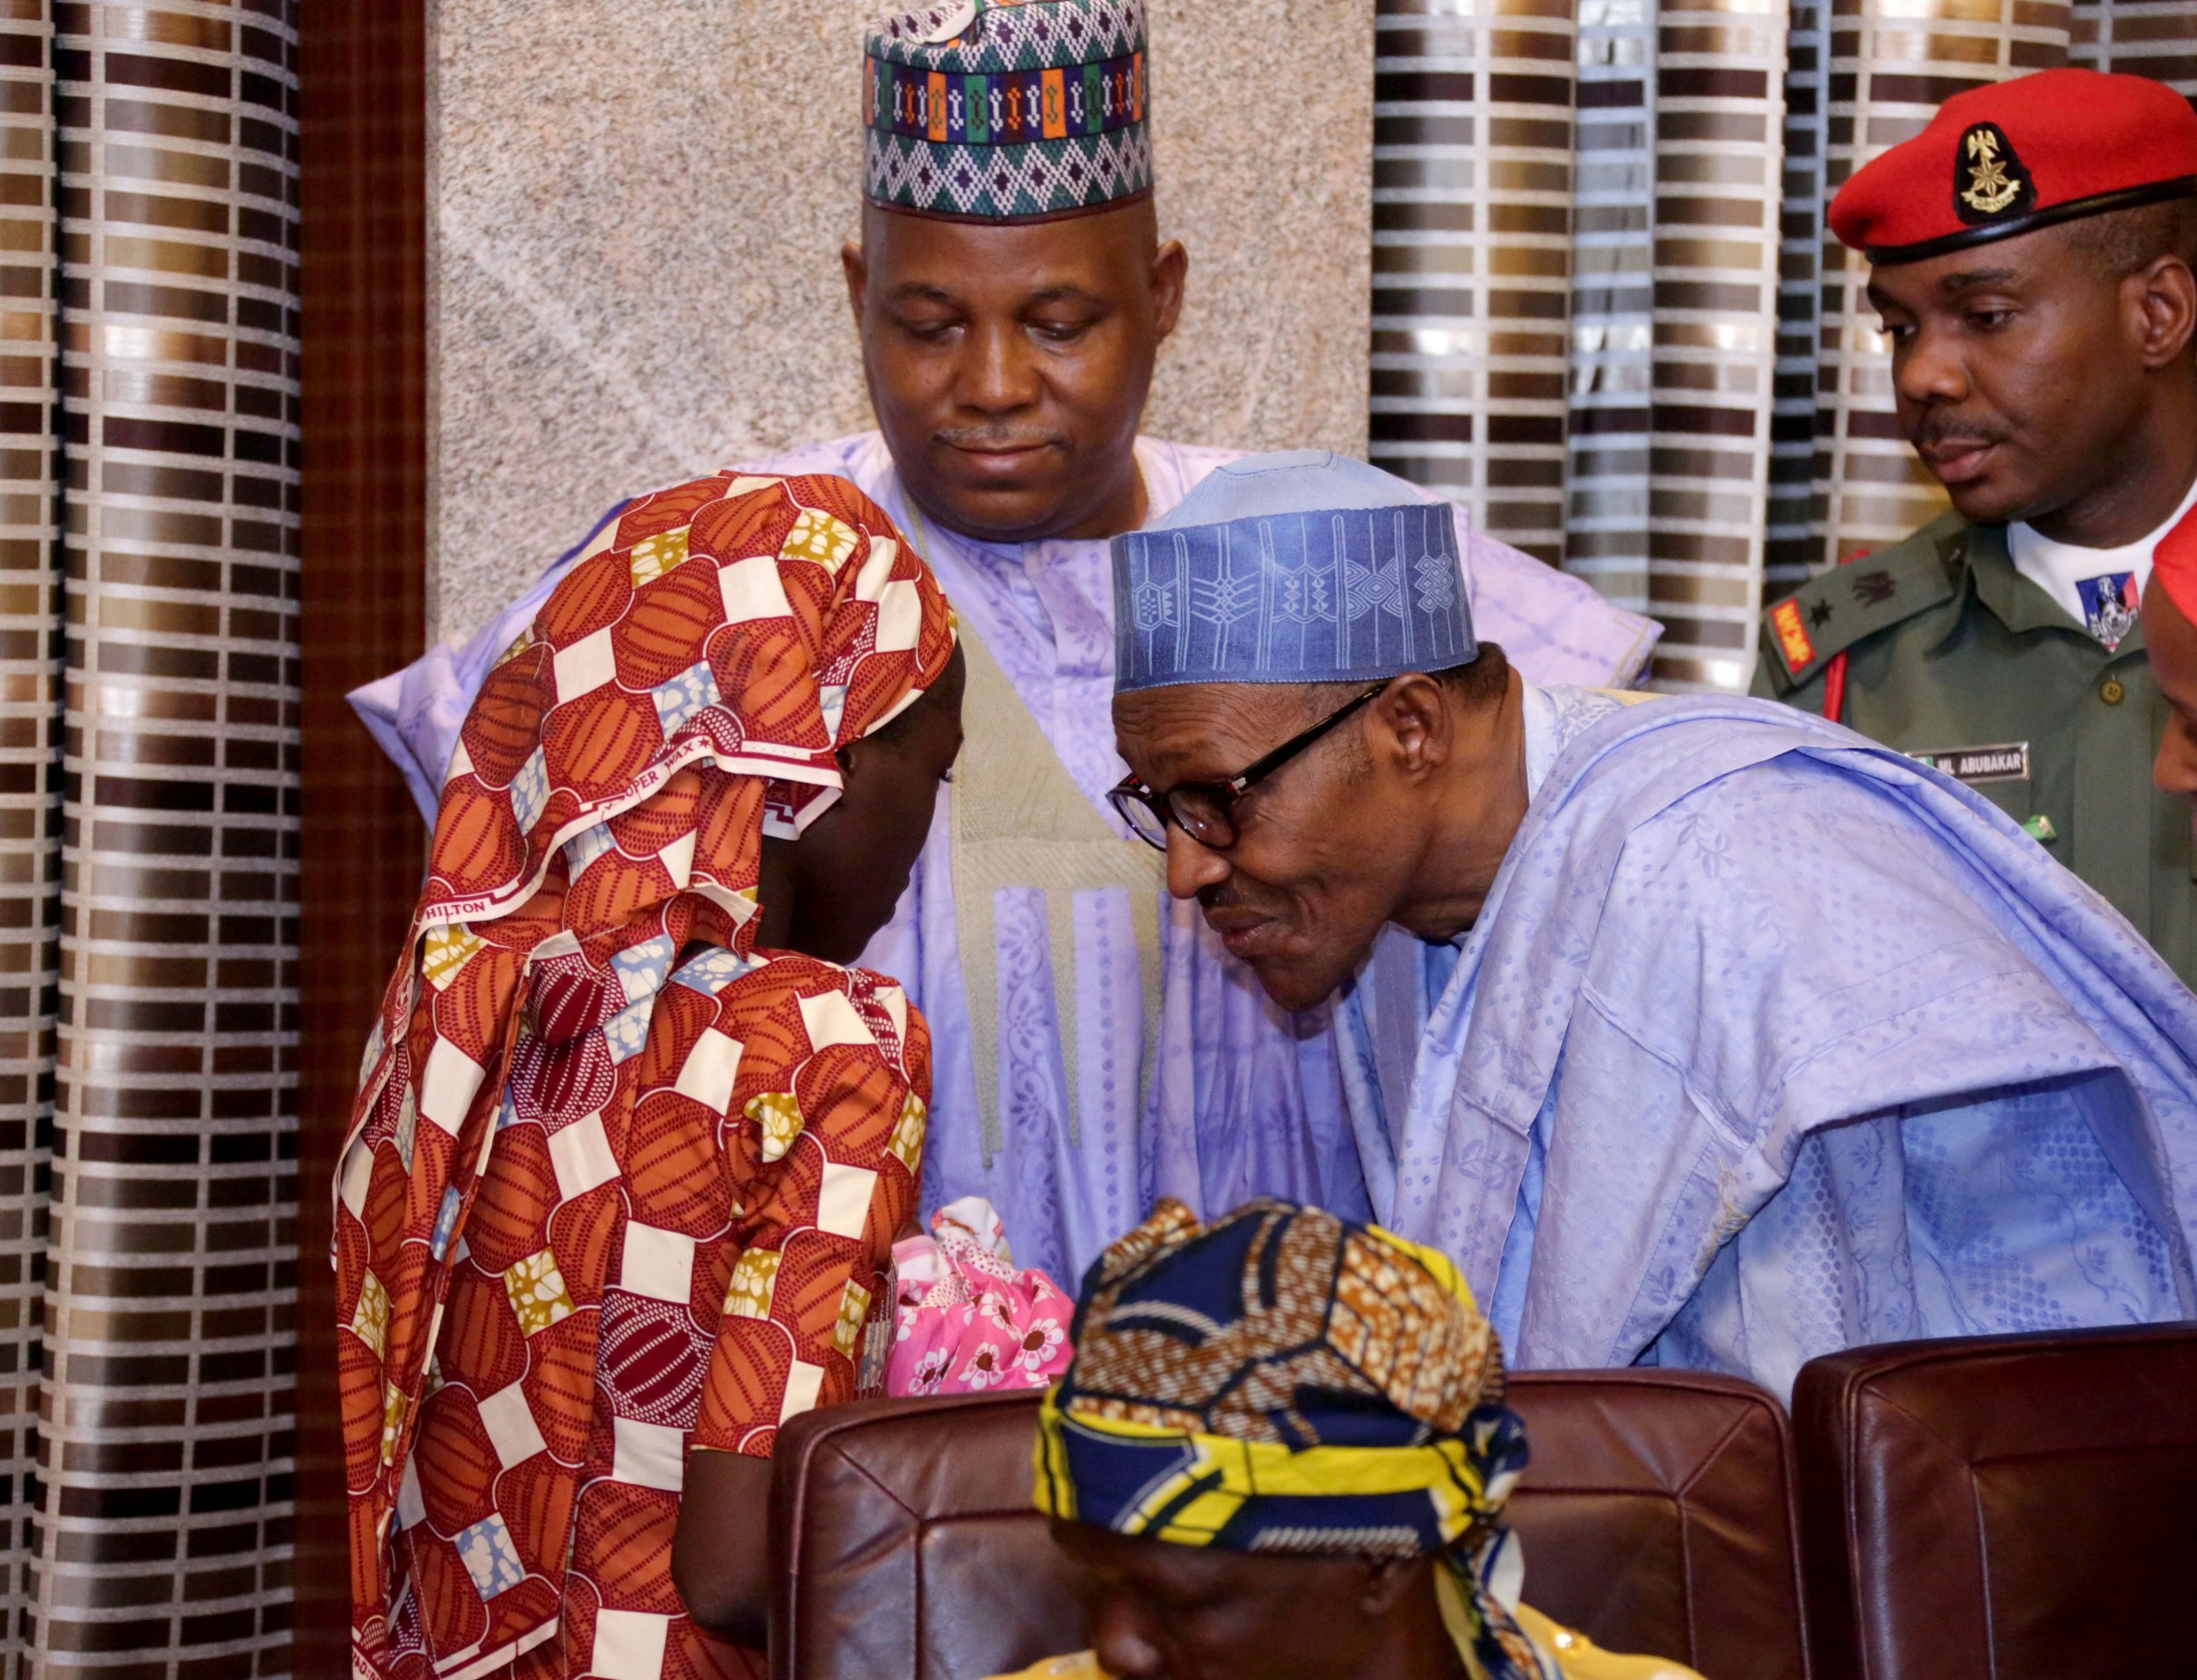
[428,0,1372,644]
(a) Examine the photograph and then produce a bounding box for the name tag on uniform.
[1908,742,2030,785]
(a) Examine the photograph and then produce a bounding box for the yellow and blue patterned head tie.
[1033,1198,1558,1680]
[864,0,1151,224]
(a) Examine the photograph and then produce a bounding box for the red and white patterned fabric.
[333,472,958,1679]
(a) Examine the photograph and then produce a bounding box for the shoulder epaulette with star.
[1759,534,1960,690]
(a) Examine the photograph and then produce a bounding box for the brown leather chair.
[770,1371,1808,1680]
[1502,1371,1809,1680]
[769,1390,1083,1680]
[1794,1322,2197,1680]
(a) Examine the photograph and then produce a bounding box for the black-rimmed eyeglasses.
[1106,683,1387,852]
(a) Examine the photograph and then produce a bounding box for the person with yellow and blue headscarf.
[999,1198,1703,1680]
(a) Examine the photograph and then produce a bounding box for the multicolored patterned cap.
[1830,69,2197,266]
[864,0,1151,223]
[1112,451,1476,694]
[1033,1198,1560,1679]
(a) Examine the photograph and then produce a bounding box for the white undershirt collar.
[2007,469,2197,644]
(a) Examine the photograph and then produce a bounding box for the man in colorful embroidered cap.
[1751,67,2197,984]
[997,1197,1704,1680]
[1110,450,2197,1402]
[347,0,1657,1286]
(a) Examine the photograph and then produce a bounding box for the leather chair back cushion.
[772,1371,1806,1680]
[1501,1371,1806,1680]
[770,1391,1081,1680]
[1795,1323,2197,1680]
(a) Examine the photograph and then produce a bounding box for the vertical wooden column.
[1371,0,1580,569]
[1564,0,1657,623]
[2070,0,2197,96]
[0,3,51,1672]
[295,0,427,1673]
[1635,4,1789,692]
[45,4,302,1670]
[1766,3,1828,603]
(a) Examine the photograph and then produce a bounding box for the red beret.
[1830,68,2197,265]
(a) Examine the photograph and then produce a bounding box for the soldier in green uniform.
[1754,69,2197,982]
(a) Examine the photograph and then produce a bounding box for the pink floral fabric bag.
[888,1197,1074,1396]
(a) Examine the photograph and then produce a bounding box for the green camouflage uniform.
[1753,509,2195,986]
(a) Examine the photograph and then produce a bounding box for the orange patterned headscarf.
[333,472,955,1670]
[424,469,956,938]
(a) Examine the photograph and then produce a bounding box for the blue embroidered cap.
[1111,452,1476,694]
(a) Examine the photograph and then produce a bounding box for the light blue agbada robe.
[1340,689,2197,1401]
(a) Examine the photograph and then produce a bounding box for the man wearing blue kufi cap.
[349,1,1655,1302]
[1111,451,2197,1401]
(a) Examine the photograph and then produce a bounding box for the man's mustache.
[1910,413,2006,450]
[1198,882,1279,916]
[934,425,1064,450]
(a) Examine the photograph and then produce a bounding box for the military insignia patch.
[2075,571,2138,650]
[1954,121,2035,225]
[1851,568,1896,607]
[1771,597,1816,673]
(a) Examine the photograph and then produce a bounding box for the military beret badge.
[1954,121,2035,225]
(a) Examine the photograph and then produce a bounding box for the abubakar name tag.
[1909,742,2030,785]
